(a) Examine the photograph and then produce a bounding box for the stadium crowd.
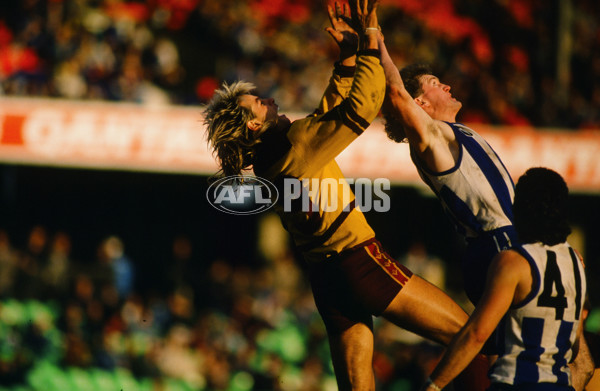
[0,0,599,129]
[1,0,600,390]
[0,223,449,391]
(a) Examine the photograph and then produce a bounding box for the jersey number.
[536,250,584,321]
[537,251,567,320]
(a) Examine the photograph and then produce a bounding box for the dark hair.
[382,102,407,143]
[400,63,434,98]
[383,63,434,143]
[513,167,571,246]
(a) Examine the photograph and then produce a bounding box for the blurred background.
[0,0,599,390]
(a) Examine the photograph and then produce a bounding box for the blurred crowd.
[1,0,600,389]
[0,0,599,128]
[0,221,451,391]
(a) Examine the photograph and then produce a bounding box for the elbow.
[572,351,596,384]
[585,366,595,384]
[386,84,403,100]
[386,83,412,105]
[570,361,595,391]
[468,326,492,347]
[474,333,490,347]
[573,334,596,378]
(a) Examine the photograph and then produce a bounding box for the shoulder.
[490,249,531,280]
[437,120,457,140]
[414,120,455,146]
[491,248,537,305]
[494,248,529,266]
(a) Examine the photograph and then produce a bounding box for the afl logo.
[206,175,279,215]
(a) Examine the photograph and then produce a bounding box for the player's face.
[417,75,462,117]
[239,94,280,132]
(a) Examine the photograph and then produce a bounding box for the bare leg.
[382,275,491,391]
[381,275,468,345]
[328,322,376,391]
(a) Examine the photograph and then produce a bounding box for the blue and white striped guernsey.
[411,122,515,239]
[491,242,586,387]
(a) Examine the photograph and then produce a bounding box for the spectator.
[98,235,135,301]
[41,231,73,298]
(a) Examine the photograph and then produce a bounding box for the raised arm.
[379,37,460,174]
[379,37,440,151]
[349,0,379,51]
[326,2,359,68]
[287,0,384,173]
[317,1,380,113]
[316,2,360,114]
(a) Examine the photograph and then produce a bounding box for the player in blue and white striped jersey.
[377,36,593,390]
[378,42,517,389]
[421,168,594,391]
[379,55,516,307]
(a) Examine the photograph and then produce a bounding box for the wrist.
[362,33,378,50]
[425,377,442,391]
[339,55,356,67]
[334,60,356,77]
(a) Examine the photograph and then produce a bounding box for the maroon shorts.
[307,238,413,336]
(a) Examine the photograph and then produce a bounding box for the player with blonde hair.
[204,1,483,389]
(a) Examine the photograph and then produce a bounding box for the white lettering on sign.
[21,108,206,164]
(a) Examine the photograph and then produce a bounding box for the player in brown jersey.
[204,1,480,389]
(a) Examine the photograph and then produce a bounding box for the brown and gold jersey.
[253,50,385,262]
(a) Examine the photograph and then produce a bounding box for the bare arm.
[423,250,529,390]
[570,320,595,390]
[379,37,457,171]
[379,37,437,150]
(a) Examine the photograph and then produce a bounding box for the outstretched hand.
[326,2,359,61]
[348,0,380,32]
